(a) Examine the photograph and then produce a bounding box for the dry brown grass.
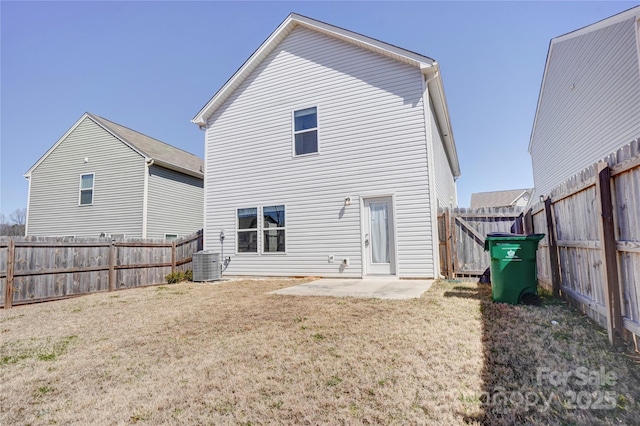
[0,279,638,425]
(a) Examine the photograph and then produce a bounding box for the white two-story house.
[192,14,460,278]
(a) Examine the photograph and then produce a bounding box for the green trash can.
[484,233,545,304]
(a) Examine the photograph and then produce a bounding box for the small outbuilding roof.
[470,189,531,209]
[25,113,203,179]
[192,13,460,177]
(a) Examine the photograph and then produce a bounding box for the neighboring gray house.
[25,113,203,239]
[470,189,531,209]
[529,6,640,199]
[192,14,461,278]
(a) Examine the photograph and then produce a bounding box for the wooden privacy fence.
[526,139,640,347]
[0,230,203,309]
[438,206,524,278]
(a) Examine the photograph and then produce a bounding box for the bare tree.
[0,213,8,236]
[7,208,26,236]
[10,208,26,227]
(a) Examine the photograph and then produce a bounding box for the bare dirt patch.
[0,279,638,425]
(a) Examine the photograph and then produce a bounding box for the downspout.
[24,176,31,236]
[421,68,442,279]
[200,125,208,252]
[142,159,153,238]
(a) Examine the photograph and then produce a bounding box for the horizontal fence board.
[529,140,639,345]
[439,206,524,276]
[1,230,203,308]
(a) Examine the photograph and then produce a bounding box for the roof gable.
[470,189,531,209]
[89,114,203,177]
[529,5,640,152]
[192,13,460,177]
[25,113,203,178]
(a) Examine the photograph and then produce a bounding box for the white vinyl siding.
[430,101,457,208]
[27,117,145,237]
[530,16,640,197]
[146,165,203,240]
[204,27,435,278]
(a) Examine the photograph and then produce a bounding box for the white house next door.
[363,197,395,275]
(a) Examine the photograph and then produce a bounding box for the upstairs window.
[293,107,318,156]
[237,208,258,253]
[263,205,286,253]
[79,173,94,205]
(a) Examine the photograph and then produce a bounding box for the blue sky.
[1,1,637,216]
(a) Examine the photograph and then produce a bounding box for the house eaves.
[528,5,640,153]
[90,114,204,179]
[192,13,460,177]
[25,113,204,179]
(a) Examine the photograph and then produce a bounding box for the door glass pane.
[370,202,389,264]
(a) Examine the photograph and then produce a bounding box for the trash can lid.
[487,232,520,237]
[486,233,545,240]
[484,233,545,250]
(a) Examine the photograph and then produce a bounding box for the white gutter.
[24,176,31,236]
[422,70,442,279]
[142,159,152,238]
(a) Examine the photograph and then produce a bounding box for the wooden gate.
[438,207,524,277]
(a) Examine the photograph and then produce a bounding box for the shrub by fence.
[0,230,203,308]
[526,139,640,346]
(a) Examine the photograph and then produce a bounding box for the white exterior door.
[363,197,395,275]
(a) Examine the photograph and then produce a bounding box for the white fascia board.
[24,112,93,177]
[529,6,640,153]
[85,113,149,160]
[424,64,461,177]
[553,6,640,44]
[192,13,436,127]
[151,159,204,179]
[509,190,529,206]
[528,40,554,154]
[24,111,152,179]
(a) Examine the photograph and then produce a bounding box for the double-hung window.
[236,205,286,254]
[237,208,258,253]
[263,205,285,253]
[293,107,318,156]
[79,173,94,206]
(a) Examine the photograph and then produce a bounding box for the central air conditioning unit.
[192,251,221,282]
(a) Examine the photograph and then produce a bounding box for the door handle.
[364,234,369,246]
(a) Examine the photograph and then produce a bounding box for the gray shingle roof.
[89,113,203,178]
[470,189,531,209]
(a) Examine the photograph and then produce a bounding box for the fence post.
[108,241,115,292]
[445,209,454,279]
[595,163,624,346]
[524,209,534,235]
[4,239,15,309]
[171,241,176,274]
[544,198,561,298]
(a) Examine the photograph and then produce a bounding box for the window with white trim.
[79,173,94,205]
[263,205,285,253]
[237,208,258,253]
[293,107,318,156]
[165,234,178,242]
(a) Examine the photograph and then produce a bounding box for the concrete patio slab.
[269,278,434,300]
